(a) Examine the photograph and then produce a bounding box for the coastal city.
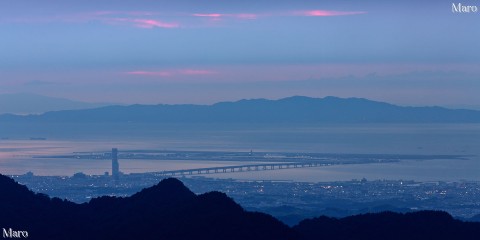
[11,149,480,225]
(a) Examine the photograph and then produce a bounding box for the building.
[112,148,119,183]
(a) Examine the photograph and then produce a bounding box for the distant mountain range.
[0,93,112,114]
[0,174,478,240]
[1,96,480,123]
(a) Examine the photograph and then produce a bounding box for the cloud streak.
[5,9,365,29]
[191,9,365,21]
[296,10,367,17]
[6,11,179,29]
[86,11,179,29]
[107,18,179,29]
[192,13,258,20]
[193,13,223,18]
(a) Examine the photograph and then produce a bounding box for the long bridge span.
[151,161,336,177]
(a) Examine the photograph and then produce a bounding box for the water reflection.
[1,124,479,181]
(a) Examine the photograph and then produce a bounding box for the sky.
[0,0,479,108]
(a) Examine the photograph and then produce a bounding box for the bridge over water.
[152,161,336,177]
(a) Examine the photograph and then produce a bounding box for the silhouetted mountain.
[0,174,79,239]
[260,204,415,227]
[470,213,480,222]
[0,175,296,240]
[0,93,112,114]
[1,174,479,240]
[294,211,480,240]
[1,96,479,124]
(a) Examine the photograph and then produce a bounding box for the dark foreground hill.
[2,96,480,124]
[0,174,296,240]
[294,211,480,240]
[1,174,479,240]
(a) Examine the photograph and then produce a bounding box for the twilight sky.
[0,0,479,107]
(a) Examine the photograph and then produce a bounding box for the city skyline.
[1,0,479,107]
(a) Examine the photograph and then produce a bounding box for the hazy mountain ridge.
[0,93,112,114]
[1,174,479,240]
[1,96,480,123]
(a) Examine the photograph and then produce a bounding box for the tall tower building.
[112,148,119,183]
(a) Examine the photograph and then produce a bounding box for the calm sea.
[0,124,479,182]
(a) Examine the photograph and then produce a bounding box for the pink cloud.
[192,13,257,20]
[192,10,362,20]
[6,11,179,29]
[193,13,223,18]
[131,19,179,29]
[91,11,178,29]
[298,10,366,17]
[5,9,366,29]
[105,17,179,28]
